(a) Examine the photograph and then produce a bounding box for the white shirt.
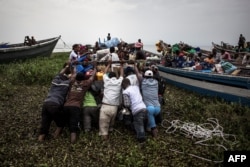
[69,50,79,62]
[100,53,120,71]
[126,74,139,86]
[123,85,146,114]
[102,74,123,106]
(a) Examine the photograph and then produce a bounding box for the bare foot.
[70,133,77,143]
[101,135,109,140]
[53,127,62,138]
[38,134,45,141]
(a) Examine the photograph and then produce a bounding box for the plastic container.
[96,71,104,80]
[221,61,237,74]
[76,65,84,73]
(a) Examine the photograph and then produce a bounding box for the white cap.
[144,70,153,77]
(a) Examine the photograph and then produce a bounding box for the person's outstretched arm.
[104,60,111,74]
[119,60,124,77]
[88,61,97,82]
[59,63,70,74]
[134,62,142,83]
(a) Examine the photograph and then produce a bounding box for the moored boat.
[157,65,250,106]
[212,41,250,55]
[0,36,61,63]
[154,40,250,106]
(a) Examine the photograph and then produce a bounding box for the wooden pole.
[77,60,147,65]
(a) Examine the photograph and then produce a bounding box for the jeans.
[83,106,100,131]
[133,109,147,142]
[146,106,161,129]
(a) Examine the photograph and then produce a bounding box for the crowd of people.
[38,38,164,144]
[38,34,248,143]
[159,41,240,74]
[157,33,249,74]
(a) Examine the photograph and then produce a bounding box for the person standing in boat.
[135,39,143,50]
[134,39,144,58]
[93,41,101,53]
[107,33,111,41]
[238,34,246,52]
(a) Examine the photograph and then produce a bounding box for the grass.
[0,52,249,167]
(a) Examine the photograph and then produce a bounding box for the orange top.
[204,57,215,64]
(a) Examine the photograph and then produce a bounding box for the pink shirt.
[222,52,231,60]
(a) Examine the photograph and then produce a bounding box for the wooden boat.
[212,41,250,55]
[0,36,61,63]
[92,38,161,63]
[211,42,250,68]
[157,65,250,106]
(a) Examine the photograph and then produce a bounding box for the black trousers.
[64,106,82,133]
[39,102,66,135]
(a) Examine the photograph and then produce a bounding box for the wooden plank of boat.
[158,70,250,106]
[0,36,61,63]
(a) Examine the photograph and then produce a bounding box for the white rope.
[161,118,237,163]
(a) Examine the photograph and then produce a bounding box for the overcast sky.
[1,0,249,47]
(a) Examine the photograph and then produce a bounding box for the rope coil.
[161,118,237,163]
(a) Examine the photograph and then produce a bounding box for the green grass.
[0,52,69,85]
[0,52,249,167]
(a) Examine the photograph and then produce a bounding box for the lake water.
[53,43,212,54]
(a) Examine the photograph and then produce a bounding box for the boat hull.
[158,65,250,89]
[157,65,250,106]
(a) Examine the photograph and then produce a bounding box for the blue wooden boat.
[157,65,250,106]
[0,36,60,63]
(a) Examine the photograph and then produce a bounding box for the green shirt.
[83,91,97,107]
